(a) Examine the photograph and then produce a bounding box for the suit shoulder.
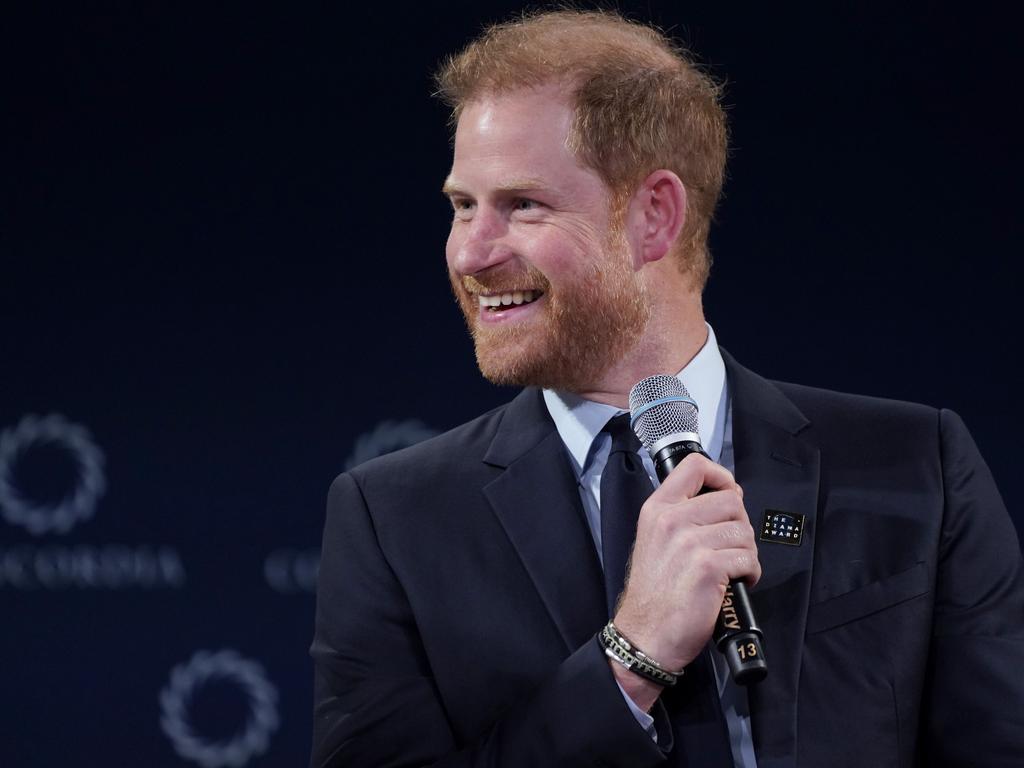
[339,400,509,489]
[770,379,943,447]
[324,401,517,540]
[773,378,939,421]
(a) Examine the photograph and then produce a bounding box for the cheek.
[523,228,595,277]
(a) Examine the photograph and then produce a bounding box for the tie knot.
[605,413,642,455]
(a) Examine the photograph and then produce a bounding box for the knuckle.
[745,526,758,548]
[737,520,753,542]
[683,451,707,467]
[710,492,742,524]
[693,550,718,580]
[733,552,752,575]
[720,522,744,546]
[681,452,710,480]
[677,528,700,557]
[729,492,746,517]
[654,509,676,537]
[737,550,762,576]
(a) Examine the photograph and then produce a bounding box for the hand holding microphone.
[612,375,767,686]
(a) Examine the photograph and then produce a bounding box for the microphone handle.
[653,441,768,685]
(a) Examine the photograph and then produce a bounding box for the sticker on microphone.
[760,510,805,546]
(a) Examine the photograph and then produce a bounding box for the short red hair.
[435,9,728,288]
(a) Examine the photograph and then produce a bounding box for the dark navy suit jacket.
[311,352,1024,767]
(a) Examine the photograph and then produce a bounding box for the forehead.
[446,86,604,197]
[456,86,573,150]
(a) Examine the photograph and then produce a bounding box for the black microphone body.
[652,441,768,685]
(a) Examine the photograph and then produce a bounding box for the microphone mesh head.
[628,375,700,452]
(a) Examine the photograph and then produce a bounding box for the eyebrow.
[441,177,549,197]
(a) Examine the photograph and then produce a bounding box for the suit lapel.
[483,388,608,653]
[724,351,819,768]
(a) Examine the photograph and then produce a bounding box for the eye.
[449,197,475,221]
[512,198,541,212]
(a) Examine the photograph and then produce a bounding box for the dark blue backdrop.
[2,2,1020,765]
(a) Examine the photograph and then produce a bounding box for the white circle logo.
[344,418,439,470]
[0,414,106,536]
[159,649,279,767]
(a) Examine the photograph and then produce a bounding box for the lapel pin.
[760,510,806,546]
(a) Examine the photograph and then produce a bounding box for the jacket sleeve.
[309,472,665,768]
[921,409,1024,766]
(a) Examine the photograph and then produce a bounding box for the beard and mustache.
[449,239,650,393]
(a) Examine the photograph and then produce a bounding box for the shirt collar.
[542,323,728,475]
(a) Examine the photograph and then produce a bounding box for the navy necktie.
[598,413,734,766]
[599,413,649,618]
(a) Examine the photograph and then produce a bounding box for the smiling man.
[311,10,1024,767]
[442,85,652,396]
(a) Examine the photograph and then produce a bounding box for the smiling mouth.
[477,290,545,311]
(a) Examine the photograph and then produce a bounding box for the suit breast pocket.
[806,562,930,635]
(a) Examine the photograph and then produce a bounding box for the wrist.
[607,657,663,712]
[611,611,692,673]
[597,621,683,692]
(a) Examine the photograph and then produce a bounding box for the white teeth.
[476,290,543,310]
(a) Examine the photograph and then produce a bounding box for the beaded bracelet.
[597,621,684,687]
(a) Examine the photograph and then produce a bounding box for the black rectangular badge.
[760,509,805,546]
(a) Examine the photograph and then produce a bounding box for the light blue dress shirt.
[542,324,757,767]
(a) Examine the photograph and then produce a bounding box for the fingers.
[627,534,761,591]
[695,537,762,586]
[654,452,739,503]
[696,519,757,550]
[643,483,747,528]
[663,519,759,574]
[634,492,761,586]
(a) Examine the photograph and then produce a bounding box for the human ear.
[626,170,687,265]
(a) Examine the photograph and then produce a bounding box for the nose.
[447,205,513,276]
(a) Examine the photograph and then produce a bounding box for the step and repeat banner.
[3,3,1020,765]
[0,411,443,765]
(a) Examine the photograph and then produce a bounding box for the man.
[311,10,1024,767]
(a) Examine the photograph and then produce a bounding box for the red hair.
[435,9,728,287]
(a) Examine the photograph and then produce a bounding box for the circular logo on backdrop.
[159,649,279,767]
[344,418,439,470]
[0,414,106,536]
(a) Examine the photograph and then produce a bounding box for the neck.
[574,290,708,408]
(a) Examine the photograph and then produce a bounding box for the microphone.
[629,374,767,686]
